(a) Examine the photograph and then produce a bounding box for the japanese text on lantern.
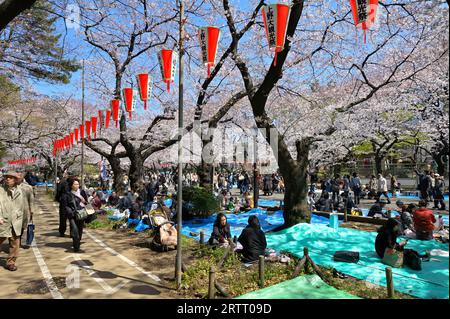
[200,30,208,62]
[357,0,369,23]
[267,7,276,47]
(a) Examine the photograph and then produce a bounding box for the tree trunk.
[433,151,448,177]
[281,139,311,227]
[128,153,145,194]
[374,154,384,175]
[198,137,214,189]
[109,157,125,195]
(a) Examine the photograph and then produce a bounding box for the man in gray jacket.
[0,171,24,271]
[17,172,35,248]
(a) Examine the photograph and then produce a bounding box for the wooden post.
[303,247,309,258]
[217,245,232,269]
[200,231,205,245]
[292,257,307,278]
[258,255,265,288]
[233,236,237,244]
[307,256,326,282]
[386,267,394,299]
[208,266,216,299]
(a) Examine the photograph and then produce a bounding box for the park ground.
[0,187,447,299]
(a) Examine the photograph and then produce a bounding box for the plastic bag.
[135,220,150,232]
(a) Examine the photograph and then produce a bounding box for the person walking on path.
[390,175,399,198]
[331,175,341,205]
[60,177,88,252]
[17,173,35,248]
[0,171,25,271]
[376,173,391,204]
[350,172,362,205]
[433,174,446,210]
[415,169,432,202]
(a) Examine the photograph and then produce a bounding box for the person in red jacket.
[413,200,436,240]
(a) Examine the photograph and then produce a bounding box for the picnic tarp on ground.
[180,208,338,241]
[265,223,449,299]
[236,274,360,299]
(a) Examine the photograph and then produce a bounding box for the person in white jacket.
[376,173,391,204]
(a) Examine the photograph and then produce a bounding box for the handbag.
[382,248,404,268]
[71,196,89,221]
[333,251,360,263]
[26,218,35,246]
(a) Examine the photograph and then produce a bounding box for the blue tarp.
[180,208,340,241]
[266,223,449,299]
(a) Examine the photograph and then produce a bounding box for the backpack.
[151,222,177,252]
[404,249,422,271]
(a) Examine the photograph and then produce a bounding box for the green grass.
[177,245,416,299]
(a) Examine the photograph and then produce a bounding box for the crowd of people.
[1,166,448,272]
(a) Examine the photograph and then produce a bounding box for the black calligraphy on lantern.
[200,30,208,63]
[357,0,369,23]
[266,7,276,47]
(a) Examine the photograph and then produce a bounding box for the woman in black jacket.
[209,213,232,245]
[59,177,88,252]
[375,218,405,258]
[238,215,267,263]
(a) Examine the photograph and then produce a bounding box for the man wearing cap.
[0,171,25,271]
[17,172,35,248]
[368,199,388,218]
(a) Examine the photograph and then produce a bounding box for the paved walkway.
[0,190,174,299]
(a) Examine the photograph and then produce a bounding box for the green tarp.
[265,224,449,299]
[237,274,360,299]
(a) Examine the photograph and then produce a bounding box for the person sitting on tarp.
[375,218,406,259]
[208,213,232,246]
[107,191,119,207]
[368,199,388,218]
[242,192,254,210]
[237,215,267,263]
[395,200,414,234]
[413,200,436,241]
[118,191,134,211]
[336,193,356,215]
[376,218,430,270]
[316,191,333,212]
[129,197,144,220]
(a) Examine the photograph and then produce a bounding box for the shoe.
[5,264,17,271]
[59,233,65,237]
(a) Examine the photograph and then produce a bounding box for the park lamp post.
[175,0,185,290]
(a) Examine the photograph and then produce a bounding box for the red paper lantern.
[158,49,178,92]
[86,120,91,141]
[74,128,79,144]
[80,124,85,141]
[105,110,111,129]
[199,26,221,78]
[122,88,136,120]
[111,100,120,128]
[262,3,291,66]
[136,73,153,110]
[91,116,98,138]
[350,0,379,43]
[70,132,74,146]
[98,110,103,128]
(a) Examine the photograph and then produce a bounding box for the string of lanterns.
[53,1,379,157]
[8,157,38,165]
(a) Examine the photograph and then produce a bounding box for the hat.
[396,200,404,206]
[434,173,440,177]
[3,171,20,179]
[378,199,388,205]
